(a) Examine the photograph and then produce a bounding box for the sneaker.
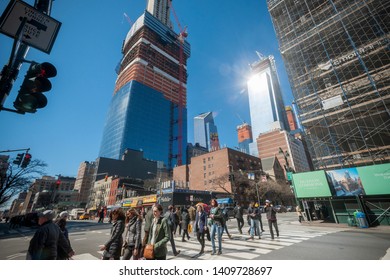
[217,251,222,255]
[211,252,216,255]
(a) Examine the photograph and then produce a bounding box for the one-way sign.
[0,0,61,54]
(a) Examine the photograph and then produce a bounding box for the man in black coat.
[233,203,244,234]
[27,210,74,260]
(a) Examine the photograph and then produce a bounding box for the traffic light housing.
[13,62,57,113]
[228,174,235,182]
[20,153,32,168]
[13,153,24,166]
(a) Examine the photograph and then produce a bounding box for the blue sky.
[0,0,293,177]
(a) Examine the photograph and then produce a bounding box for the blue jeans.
[210,223,222,253]
[250,219,261,237]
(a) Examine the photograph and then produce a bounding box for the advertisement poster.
[357,163,390,195]
[292,170,332,198]
[326,167,365,196]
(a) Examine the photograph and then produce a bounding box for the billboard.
[326,167,365,197]
[357,163,390,195]
[292,170,332,198]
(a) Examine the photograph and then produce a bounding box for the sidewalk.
[297,219,390,233]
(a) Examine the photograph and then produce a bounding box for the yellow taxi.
[79,213,90,220]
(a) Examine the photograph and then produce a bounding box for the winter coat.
[55,218,73,260]
[181,210,190,229]
[147,216,170,259]
[248,206,261,220]
[208,207,224,226]
[233,206,244,219]
[265,205,277,221]
[28,220,71,260]
[195,211,208,233]
[124,216,142,249]
[104,219,125,259]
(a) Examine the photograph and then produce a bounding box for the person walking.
[175,206,182,236]
[296,205,304,223]
[55,211,74,259]
[164,205,180,256]
[188,204,196,237]
[147,203,170,260]
[193,203,208,256]
[247,202,262,240]
[265,200,279,240]
[99,207,125,260]
[221,205,232,239]
[208,199,224,255]
[181,207,190,241]
[98,208,104,223]
[27,210,73,260]
[233,203,244,234]
[122,207,142,260]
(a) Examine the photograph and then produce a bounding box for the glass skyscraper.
[194,112,220,151]
[99,1,190,170]
[247,55,289,156]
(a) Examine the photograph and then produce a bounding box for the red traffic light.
[13,62,56,113]
[20,153,32,168]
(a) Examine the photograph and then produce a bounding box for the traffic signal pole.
[0,0,52,113]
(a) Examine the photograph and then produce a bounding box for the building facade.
[257,129,311,174]
[268,0,390,169]
[237,122,253,154]
[194,112,220,151]
[74,161,96,208]
[99,2,190,170]
[247,55,289,156]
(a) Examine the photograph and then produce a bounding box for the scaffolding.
[268,0,390,169]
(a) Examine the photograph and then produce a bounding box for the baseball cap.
[38,210,55,220]
[265,200,271,203]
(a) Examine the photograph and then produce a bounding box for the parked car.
[274,205,287,213]
[286,206,293,212]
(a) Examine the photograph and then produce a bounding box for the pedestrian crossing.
[72,226,345,260]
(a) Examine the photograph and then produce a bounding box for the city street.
[1,212,389,260]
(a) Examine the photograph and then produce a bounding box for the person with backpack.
[221,205,232,239]
[164,205,180,256]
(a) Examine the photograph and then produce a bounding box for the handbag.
[143,244,154,260]
[188,223,193,233]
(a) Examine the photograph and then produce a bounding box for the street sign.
[0,0,61,54]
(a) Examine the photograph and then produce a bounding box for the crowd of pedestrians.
[25,199,281,260]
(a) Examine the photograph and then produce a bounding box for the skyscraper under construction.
[267,0,390,169]
[99,0,190,170]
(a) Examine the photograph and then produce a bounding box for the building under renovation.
[99,0,190,170]
[267,0,390,169]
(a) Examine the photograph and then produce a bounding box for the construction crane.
[168,0,188,166]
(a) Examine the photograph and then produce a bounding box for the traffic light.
[228,174,235,182]
[20,153,32,168]
[13,62,57,113]
[13,153,25,166]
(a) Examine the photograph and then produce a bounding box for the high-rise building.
[268,0,390,169]
[74,161,96,208]
[236,122,253,154]
[194,112,220,151]
[285,106,298,132]
[247,54,289,156]
[99,0,190,170]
